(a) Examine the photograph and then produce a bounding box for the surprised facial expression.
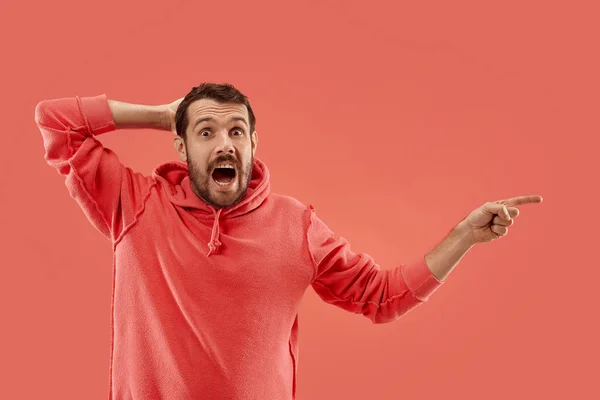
[175,99,258,209]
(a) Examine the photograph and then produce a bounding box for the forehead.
[187,99,249,124]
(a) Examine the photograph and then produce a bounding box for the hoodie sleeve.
[307,207,444,324]
[34,95,153,242]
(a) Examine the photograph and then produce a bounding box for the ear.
[173,135,187,162]
[251,131,258,156]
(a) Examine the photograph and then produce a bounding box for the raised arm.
[34,95,176,243]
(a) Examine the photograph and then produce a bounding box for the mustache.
[207,155,239,172]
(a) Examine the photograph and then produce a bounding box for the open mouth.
[211,164,237,186]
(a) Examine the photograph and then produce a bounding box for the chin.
[207,183,248,209]
[212,194,239,208]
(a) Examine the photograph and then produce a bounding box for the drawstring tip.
[206,242,222,257]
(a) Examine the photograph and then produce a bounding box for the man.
[35,83,542,400]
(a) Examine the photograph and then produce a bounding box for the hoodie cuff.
[402,256,444,301]
[78,94,116,135]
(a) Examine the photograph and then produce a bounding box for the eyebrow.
[193,116,248,130]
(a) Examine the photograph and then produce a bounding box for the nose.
[215,131,235,155]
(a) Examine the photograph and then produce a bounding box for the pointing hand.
[463,195,543,243]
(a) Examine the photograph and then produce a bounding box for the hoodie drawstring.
[207,208,223,257]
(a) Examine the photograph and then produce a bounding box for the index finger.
[502,195,544,207]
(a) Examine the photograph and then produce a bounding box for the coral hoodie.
[34,94,444,400]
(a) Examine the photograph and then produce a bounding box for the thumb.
[484,202,511,221]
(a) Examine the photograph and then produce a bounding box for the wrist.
[155,105,172,131]
[423,220,476,281]
[455,220,476,247]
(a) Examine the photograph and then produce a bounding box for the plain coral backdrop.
[0,0,598,399]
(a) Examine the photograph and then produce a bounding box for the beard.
[187,151,253,210]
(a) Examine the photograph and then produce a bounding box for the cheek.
[241,150,254,169]
[186,145,210,165]
[240,141,254,158]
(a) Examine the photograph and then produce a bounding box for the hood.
[151,157,271,256]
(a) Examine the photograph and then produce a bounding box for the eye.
[232,129,244,136]
[200,129,211,137]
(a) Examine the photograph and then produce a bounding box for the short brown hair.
[175,83,256,139]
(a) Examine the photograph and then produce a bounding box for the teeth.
[213,163,235,186]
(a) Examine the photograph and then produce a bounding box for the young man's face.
[174,99,258,209]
